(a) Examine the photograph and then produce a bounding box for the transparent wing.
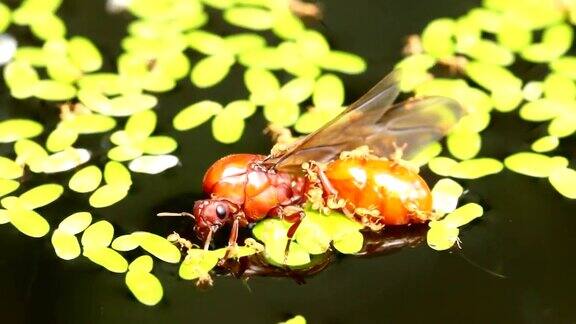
[267,73,464,173]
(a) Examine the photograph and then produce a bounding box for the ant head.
[192,199,237,241]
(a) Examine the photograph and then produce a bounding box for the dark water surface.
[1,0,575,323]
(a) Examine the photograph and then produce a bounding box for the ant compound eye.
[215,204,227,219]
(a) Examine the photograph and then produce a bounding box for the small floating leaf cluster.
[162,0,365,141]
[0,0,367,305]
[253,208,364,266]
[398,0,576,200]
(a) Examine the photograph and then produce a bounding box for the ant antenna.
[456,249,507,279]
[157,212,195,219]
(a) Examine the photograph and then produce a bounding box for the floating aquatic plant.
[397,0,576,203]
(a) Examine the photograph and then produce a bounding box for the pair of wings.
[265,71,465,173]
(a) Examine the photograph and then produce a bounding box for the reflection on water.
[218,225,427,282]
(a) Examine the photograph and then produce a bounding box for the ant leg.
[202,228,213,251]
[310,164,338,197]
[228,218,240,247]
[281,194,306,207]
[283,210,305,264]
[221,218,240,261]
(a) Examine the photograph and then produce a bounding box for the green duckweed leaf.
[244,68,280,105]
[126,110,156,141]
[293,214,331,255]
[4,61,39,98]
[125,271,163,306]
[104,161,132,186]
[0,179,20,198]
[504,152,568,178]
[112,234,140,251]
[14,47,46,67]
[107,93,157,117]
[225,100,257,118]
[523,81,543,101]
[81,220,114,248]
[107,145,143,162]
[263,97,300,127]
[19,184,63,209]
[186,30,229,55]
[427,221,459,251]
[224,33,266,54]
[294,107,345,134]
[62,114,117,134]
[549,167,576,199]
[279,77,314,104]
[464,61,522,93]
[428,156,458,177]
[30,14,66,40]
[32,80,76,101]
[421,18,455,59]
[179,249,219,280]
[272,11,304,40]
[0,157,24,180]
[252,219,311,266]
[173,100,223,131]
[333,230,363,254]
[84,247,128,273]
[141,136,178,155]
[58,211,92,235]
[408,142,442,167]
[280,315,307,324]
[212,109,245,144]
[531,136,559,153]
[446,131,481,160]
[132,232,181,263]
[88,184,130,208]
[129,255,154,273]
[238,47,285,70]
[77,73,124,95]
[190,55,234,88]
[0,209,8,225]
[496,18,532,52]
[46,126,78,152]
[462,39,514,66]
[450,158,503,179]
[548,115,576,138]
[443,203,483,227]
[317,51,367,74]
[224,7,273,30]
[0,3,11,33]
[0,119,43,143]
[313,74,344,108]
[128,155,179,174]
[7,208,50,238]
[296,30,330,60]
[51,229,81,260]
[542,74,576,101]
[68,36,102,72]
[519,99,569,122]
[431,178,463,214]
[40,148,91,174]
[68,165,102,193]
[550,56,576,79]
[14,139,47,169]
[155,52,190,80]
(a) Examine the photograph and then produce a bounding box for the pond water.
[0,0,575,323]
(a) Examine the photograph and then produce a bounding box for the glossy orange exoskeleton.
[160,71,464,249]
